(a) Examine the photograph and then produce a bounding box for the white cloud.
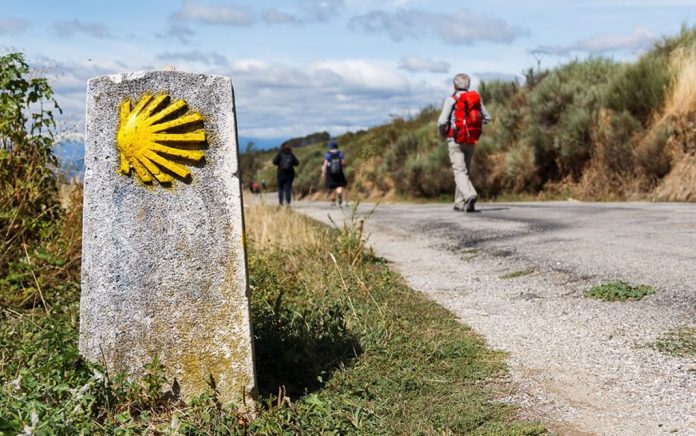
[172,2,255,26]
[36,54,447,140]
[261,0,345,25]
[302,0,346,22]
[157,51,228,67]
[54,19,112,39]
[310,60,407,94]
[155,24,196,44]
[536,26,658,55]
[226,58,443,137]
[349,9,525,44]
[579,0,696,6]
[0,17,30,34]
[399,56,450,73]
[475,71,524,84]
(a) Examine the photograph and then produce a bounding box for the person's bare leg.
[336,187,344,206]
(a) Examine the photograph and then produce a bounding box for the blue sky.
[1,0,694,144]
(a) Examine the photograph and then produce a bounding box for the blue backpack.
[328,153,343,175]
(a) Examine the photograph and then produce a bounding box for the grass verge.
[584,281,655,302]
[245,206,545,434]
[1,204,545,434]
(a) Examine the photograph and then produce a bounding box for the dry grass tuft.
[664,47,696,119]
[244,204,329,252]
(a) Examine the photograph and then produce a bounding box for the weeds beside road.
[0,202,544,434]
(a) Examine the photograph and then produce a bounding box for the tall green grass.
[1,202,545,434]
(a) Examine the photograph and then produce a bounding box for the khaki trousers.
[447,139,477,208]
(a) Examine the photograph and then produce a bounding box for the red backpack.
[450,91,483,145]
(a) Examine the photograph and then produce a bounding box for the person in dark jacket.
[272,143,300,206]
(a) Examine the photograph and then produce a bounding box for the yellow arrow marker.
[116,93,206,185]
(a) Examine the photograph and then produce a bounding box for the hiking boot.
[465,197,477,212]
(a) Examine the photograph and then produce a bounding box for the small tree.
[0,52,62,274]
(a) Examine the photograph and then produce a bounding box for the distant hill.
[280,131,330,149]
[238,136,284,150]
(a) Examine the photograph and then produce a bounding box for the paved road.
[294,200,696,436]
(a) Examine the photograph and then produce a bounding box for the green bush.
[291,147,325,196]
[652,24,696,58]
[604,53,671,125]
[524,58,619,182]
[479,80,519,106]
[0,53,62,277]
[594,110,642,175]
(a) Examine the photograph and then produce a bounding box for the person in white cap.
[437,73,490,212]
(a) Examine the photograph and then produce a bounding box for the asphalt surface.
[292,199,696,436]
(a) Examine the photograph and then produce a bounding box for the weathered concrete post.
[79,71,256,409]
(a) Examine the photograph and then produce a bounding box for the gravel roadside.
[294,200,696,436]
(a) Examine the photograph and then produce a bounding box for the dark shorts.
[326,172,347,190]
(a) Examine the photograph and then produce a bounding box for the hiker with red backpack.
[437,73,490,213]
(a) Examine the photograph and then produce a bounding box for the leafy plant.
[584,281,655,301]
[0,52,62,277]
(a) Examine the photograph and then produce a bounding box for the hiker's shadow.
[253,294,362,398]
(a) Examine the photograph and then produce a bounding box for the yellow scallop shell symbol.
[116,93,206,184]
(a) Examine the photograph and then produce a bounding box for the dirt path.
[292,199,696,436]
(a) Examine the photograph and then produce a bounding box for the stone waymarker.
[80,71,256,409]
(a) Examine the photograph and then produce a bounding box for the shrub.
[479,80,519,106]
[604,53,671,125]
[0,53,62,276]
[634,122,672,179]
[524,58,620,183]
[291,147,325,196]
[403,144,452,197]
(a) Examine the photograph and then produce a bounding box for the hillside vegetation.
[245,26,696,202]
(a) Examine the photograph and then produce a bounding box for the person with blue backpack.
[272,142,300,206]
[322,139,347,206]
